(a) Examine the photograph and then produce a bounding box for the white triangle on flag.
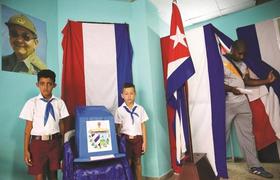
[167,56,188,78]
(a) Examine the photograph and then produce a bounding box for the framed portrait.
[1,5,47,74]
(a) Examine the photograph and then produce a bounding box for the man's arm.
[244,70,276,86]
[24,121,32,166]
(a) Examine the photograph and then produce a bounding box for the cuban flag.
[61,20,133,130]
[237,18,280,157]
[164,24,231,178]
[161,1,195,173]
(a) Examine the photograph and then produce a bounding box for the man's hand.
[266,71,276,84]
[225,84,242,95]
[231,87,242,95]
[24,150,32,166]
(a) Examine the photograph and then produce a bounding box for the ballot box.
[74,106,125,162]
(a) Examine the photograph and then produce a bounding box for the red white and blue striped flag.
[162,1,195,173]
[61,21,133,130]
[237,20,280,156]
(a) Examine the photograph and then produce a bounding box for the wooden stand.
[179,153,217,180]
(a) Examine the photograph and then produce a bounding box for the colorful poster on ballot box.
[86,120,112,153]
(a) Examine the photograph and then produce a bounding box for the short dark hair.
[122,82,135,91]
[37,69,56,82]
[231,40,246,51]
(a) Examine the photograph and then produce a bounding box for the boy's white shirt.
[114,102,148,136]
[19,94,69,135]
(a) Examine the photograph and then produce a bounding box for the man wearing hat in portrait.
[2,14,47,74]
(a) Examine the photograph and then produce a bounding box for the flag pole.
[184,82,194,163]
[174,0,194,164]
[172,0,195,165]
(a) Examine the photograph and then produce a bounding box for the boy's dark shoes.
[249,167,273,178]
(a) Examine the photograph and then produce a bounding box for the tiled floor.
[227,161,280,180]
[167,161,280,180]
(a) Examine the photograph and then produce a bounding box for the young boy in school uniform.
[114,83,149,180]
[19,69,69,180]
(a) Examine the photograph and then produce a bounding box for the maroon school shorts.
[123,134,143,159]
[28,136,62,175]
